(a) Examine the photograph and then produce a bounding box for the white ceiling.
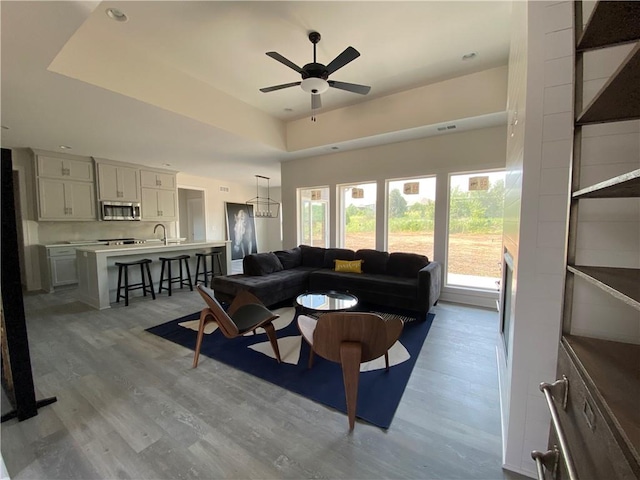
[0,1,512,186]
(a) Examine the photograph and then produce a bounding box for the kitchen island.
[76,241,231,309]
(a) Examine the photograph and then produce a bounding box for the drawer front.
[554,344,636,480]
[48,247,76,257]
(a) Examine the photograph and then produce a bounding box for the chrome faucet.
[154,223,167,245]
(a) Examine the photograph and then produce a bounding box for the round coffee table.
[295,291,358,314]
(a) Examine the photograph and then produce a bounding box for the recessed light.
[59,145,72,149]
[162,163,171,167]
[106,8,128,22]
[462,52,478,60]
[1,125,9,130]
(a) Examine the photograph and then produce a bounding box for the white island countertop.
[76,240,231,310]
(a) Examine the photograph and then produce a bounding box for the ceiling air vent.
[219,186,230,193]
[446,125,457,130]
[437,126,447,131]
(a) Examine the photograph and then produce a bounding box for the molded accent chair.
[193,284,282,368]
[297,312,404,430]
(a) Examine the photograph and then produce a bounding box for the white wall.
[499,1,575,476]
[176,172,282,254]
[281,125,507,307]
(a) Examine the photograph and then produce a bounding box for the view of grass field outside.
[447,171,505,290]
[387,177,436,260]
[340,183,376,250]
[299,187,329,247]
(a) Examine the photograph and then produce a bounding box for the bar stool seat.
[194,251,224,288]
[158,255,193,296]
[115,259,156,307]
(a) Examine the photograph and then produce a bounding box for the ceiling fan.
[260,31,371,119]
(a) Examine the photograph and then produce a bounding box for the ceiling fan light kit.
[260,31,371,121]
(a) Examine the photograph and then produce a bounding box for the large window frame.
[385,175,436,258]
[445,169,505,291]
[337,181,377,250]
[297,186,330,248]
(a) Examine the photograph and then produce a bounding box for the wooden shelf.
[577,1,640,51]
[577,42,640,125]
[573,169,640,199]
[563,335,640,467]
[567,266,640,310]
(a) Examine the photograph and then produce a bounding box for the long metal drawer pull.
[532,447,559,480]
[539,376,578,480]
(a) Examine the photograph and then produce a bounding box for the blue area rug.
[146,307,434,429]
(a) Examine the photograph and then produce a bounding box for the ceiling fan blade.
[326,46,360,75]
[328,80,371,95]
[260,81,301,93]
[266,51,304,74]
[311,93,322,110]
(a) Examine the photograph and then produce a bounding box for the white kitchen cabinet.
[141,187,177,220]
[97,162,140,201]
[140,169,176,190]
[37,155,94,182]
[38,178,96,220]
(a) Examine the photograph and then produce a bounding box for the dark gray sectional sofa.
[211,245,441,315]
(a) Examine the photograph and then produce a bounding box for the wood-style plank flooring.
[2,287,528,479]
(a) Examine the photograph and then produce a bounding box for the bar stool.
[115,259,156,307]
[158,255,193,296]
[194,251,224,287]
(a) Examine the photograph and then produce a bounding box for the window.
[298,187,329,247]
[339,182,376,250]
[447,171,505,290]
[387,177,436,258]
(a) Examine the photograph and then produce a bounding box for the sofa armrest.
[417,261,442,311]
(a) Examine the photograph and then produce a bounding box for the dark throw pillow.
[323,248,355,268]
[299,245,326,268]
[386,252,429,278]
[243,252,284,276]
[273,247,302,269]
[355,249,389,274]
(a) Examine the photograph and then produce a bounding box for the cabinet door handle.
[531,447,559,480]
[538,377,577,480]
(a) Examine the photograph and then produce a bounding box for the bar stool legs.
[115,259,156,307]
[158,255,193,296]
[195,251,224,288]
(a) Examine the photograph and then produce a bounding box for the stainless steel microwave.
[100,201,141,221]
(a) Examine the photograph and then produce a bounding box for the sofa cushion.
[323,248,355,268]
[309,270,417,297]
[334,259,363,273]
[273,247,302,269]
[242,252,284,276]
[355,249,389,274]
[386,252,429,278]
[300,245,326,268]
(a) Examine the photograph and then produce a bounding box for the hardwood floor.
[1,287,529,479]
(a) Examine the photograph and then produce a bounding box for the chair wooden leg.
[193,311,216,368]
[385,351,390,372]
[340,341,362,431]
[308,348,314,369]
[263,322,281,363]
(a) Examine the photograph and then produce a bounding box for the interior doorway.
[178,187,206,242]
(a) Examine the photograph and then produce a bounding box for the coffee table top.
[295,291,358,313]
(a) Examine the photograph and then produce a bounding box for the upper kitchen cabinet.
[95,160,141,202]
[140,168,176,190]
[36,154,94,182]
[35,152,96,221]
[139,167,177,221]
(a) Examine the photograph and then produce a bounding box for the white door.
[187,197,205,241]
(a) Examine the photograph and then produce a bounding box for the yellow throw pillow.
[334,259,363,273]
